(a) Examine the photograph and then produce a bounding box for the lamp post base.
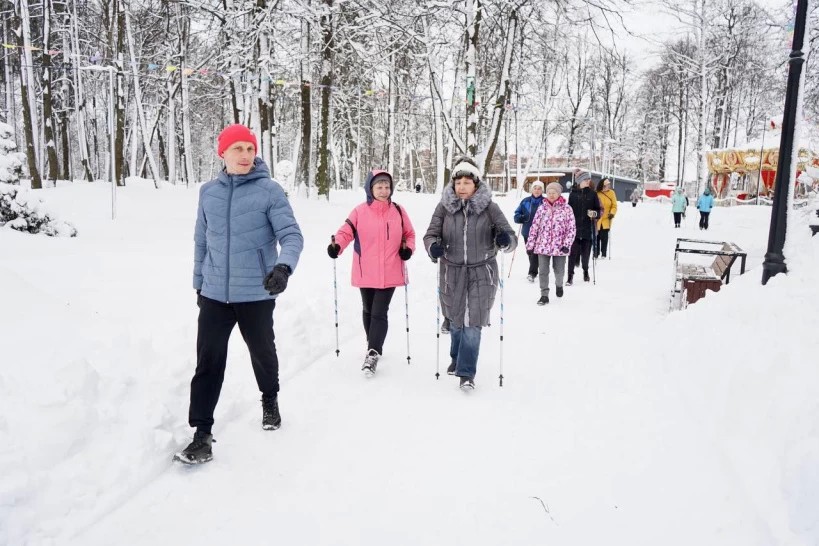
[761,252,787,285]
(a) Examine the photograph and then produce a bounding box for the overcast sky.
[610,0,793,71]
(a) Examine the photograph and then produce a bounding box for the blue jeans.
[450,326,482,379]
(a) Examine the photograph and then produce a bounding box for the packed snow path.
[2,183,816,545]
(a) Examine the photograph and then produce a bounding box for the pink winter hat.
[217,124,258,157]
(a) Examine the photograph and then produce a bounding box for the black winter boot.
[447,360,457,375]
[537,295,549,305]
[583,270,590,282]
[174,431,214,464]
[262,396,281,430]
[556,286,564,297]
[459,376,475,390]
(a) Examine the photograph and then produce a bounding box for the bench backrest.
[711,242,738,279]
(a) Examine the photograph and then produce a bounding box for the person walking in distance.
[595,177,618,258]
[526,182,576,305]
[327,170,416,376]
[423,157,517,390]
[671,187,687,228]
[175,124,304,465]
[513,180,545,282]
[567,171,601,284]
[630,185,643,207]
[696,187,714,230]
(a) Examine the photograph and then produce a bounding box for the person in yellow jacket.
[595,178,618,258]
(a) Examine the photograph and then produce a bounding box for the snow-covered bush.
[0,121,25,184]
[0,183,77,237]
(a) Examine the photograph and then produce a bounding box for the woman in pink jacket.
[525,182,576,305]
[327,170,416,375]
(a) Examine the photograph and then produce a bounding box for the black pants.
[523,234,538,276]
[189,296,278,434]
[699,211,710,229]
[360,287,396,355]
[596,228,610,257]
[673,212,683,226]
[569,238,592,278]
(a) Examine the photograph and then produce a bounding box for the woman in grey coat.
[423,157,517,390]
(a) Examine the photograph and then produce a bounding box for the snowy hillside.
[1,182,817,546]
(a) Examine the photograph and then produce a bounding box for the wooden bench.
[670,239,747,310]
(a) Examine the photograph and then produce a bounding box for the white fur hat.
[451,157,482,184]
[530,181,544,192]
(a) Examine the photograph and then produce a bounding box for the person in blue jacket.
[513,180,545,282]
[696,187,715,230]
[175,124,304,465]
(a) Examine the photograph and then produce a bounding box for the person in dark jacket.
[424,157,517,390]
[567,171,601,284]
[174,124,304,465]
[513,180,545,282]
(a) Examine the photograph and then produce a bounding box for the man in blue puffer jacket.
[513,181,545,282]
[175,124,304,465]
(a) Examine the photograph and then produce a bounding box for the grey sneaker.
[447,361,457,375]
[459,376,475,390]
[174,431,214,465]
[362,349,380,376]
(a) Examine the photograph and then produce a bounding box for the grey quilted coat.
[423,183,517,328]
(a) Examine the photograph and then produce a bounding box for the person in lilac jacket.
[526,182,577,305]
[327,170,416,376]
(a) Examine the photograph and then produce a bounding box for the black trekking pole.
[331,235,340,357]
[591,222,597,285]
[499,251,506,387]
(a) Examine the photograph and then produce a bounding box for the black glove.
[526,248,534,256]
[196,289,202,307]
[398,247,412,261]
[327,243,341,259]
[607,213,614,220]
[559,246,570,254]
[495,231,511,248]
[429,242,445,259]
[263,264,292,295]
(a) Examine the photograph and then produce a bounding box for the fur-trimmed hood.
[440,181,492,216]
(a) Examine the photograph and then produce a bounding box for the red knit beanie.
[217,124,258,157]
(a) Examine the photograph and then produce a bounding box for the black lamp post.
[762,0,809,285]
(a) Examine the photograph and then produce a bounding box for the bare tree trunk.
[112,0,126,186]
[41,0,60,184]
[482,9,517,175]
[70,0,93,181]
[465,0,481,157]
[296,15,312,195]
[125,9,161,187]
[19,0,42,188]
[2,16,16,140]
[167,75,176,183]
[316,0,333,198]
[696,0,708,194]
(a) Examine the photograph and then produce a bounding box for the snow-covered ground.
[1,181,817,546]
